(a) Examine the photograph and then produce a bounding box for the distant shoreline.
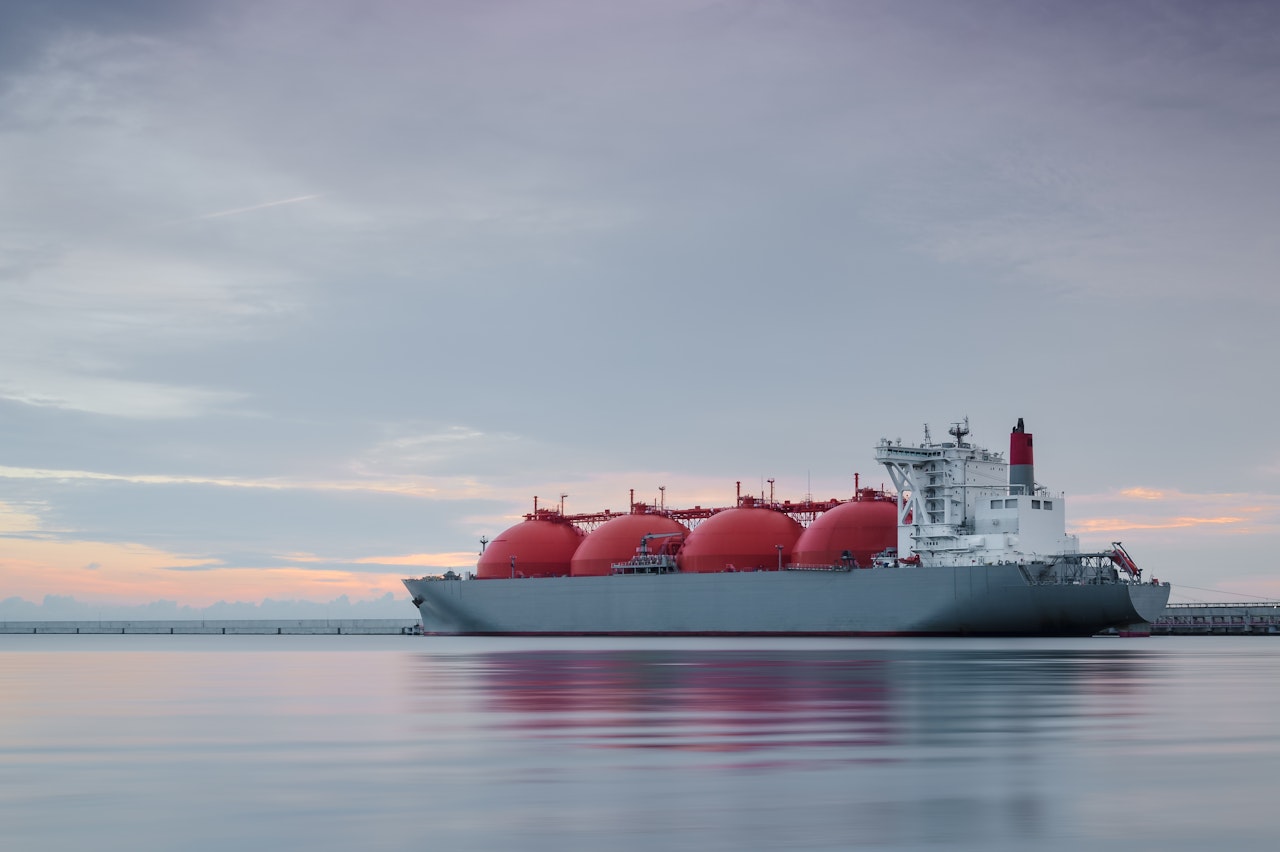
[0,618,421,635]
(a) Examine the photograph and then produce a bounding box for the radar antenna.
[949,417,970,445]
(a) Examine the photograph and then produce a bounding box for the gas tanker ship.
[403,419,1170,635]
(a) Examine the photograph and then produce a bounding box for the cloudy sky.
[2,0,1278,616]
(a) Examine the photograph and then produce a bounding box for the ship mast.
[875,418,1007,561]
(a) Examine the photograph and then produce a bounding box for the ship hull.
[404,565,1170,636]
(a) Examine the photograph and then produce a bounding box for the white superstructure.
[875,420,1080,569]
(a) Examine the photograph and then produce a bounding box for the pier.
[1151,603,1280,635]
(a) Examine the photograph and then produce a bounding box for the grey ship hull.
[403,565,1170,636]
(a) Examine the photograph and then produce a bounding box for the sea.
[2,635,1277,852]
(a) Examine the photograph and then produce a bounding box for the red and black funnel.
[1010,417,1034,495]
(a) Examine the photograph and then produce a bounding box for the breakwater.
[0,618,421,635]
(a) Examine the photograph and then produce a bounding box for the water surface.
[2,635,1276,851]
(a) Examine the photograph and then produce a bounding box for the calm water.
[2,636,1278,851]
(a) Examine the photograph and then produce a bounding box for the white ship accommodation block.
[875,418,1078,567]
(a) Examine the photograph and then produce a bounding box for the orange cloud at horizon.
[0,538,410,606]
[1069,486,1280,541]
[354,551,479,567]
[1119,487,1168,501]
[1072,515,1248,534]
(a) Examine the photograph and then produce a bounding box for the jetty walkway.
[1151,602,1280,635]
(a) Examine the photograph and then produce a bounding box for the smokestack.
[1009,418,1034,495]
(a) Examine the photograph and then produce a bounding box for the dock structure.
[0,618,422,635]
[1151,602,1280,635]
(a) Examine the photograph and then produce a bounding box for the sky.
[2,0,1279,617]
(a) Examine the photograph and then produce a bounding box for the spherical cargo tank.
[570,514,688,576]
[790,496,897,568]
[677,504,803,573]
[476,519,584,579]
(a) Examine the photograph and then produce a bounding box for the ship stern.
[1127,581,1172,624]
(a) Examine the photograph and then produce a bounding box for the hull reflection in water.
[447,645,1151,763]
[483,651,897,753]
[7,636,1276,852]
[403,640,1220,849]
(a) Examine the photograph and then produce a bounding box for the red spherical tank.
[476,519,584,579]
[571,514,689,576]
[791,499,897,568]
[677,507,803,573]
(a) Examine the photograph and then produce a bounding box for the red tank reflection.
[476,650,897,752]
[408,647,1153,762]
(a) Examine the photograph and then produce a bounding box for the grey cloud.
[3,1,1279,604]
[0,0,217,80]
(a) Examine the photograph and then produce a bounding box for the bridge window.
[1032,500,1041,509]
[990,500,1001,509]
[1005,499,1017,508]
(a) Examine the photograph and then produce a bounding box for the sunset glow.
[4,2,1279,615]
